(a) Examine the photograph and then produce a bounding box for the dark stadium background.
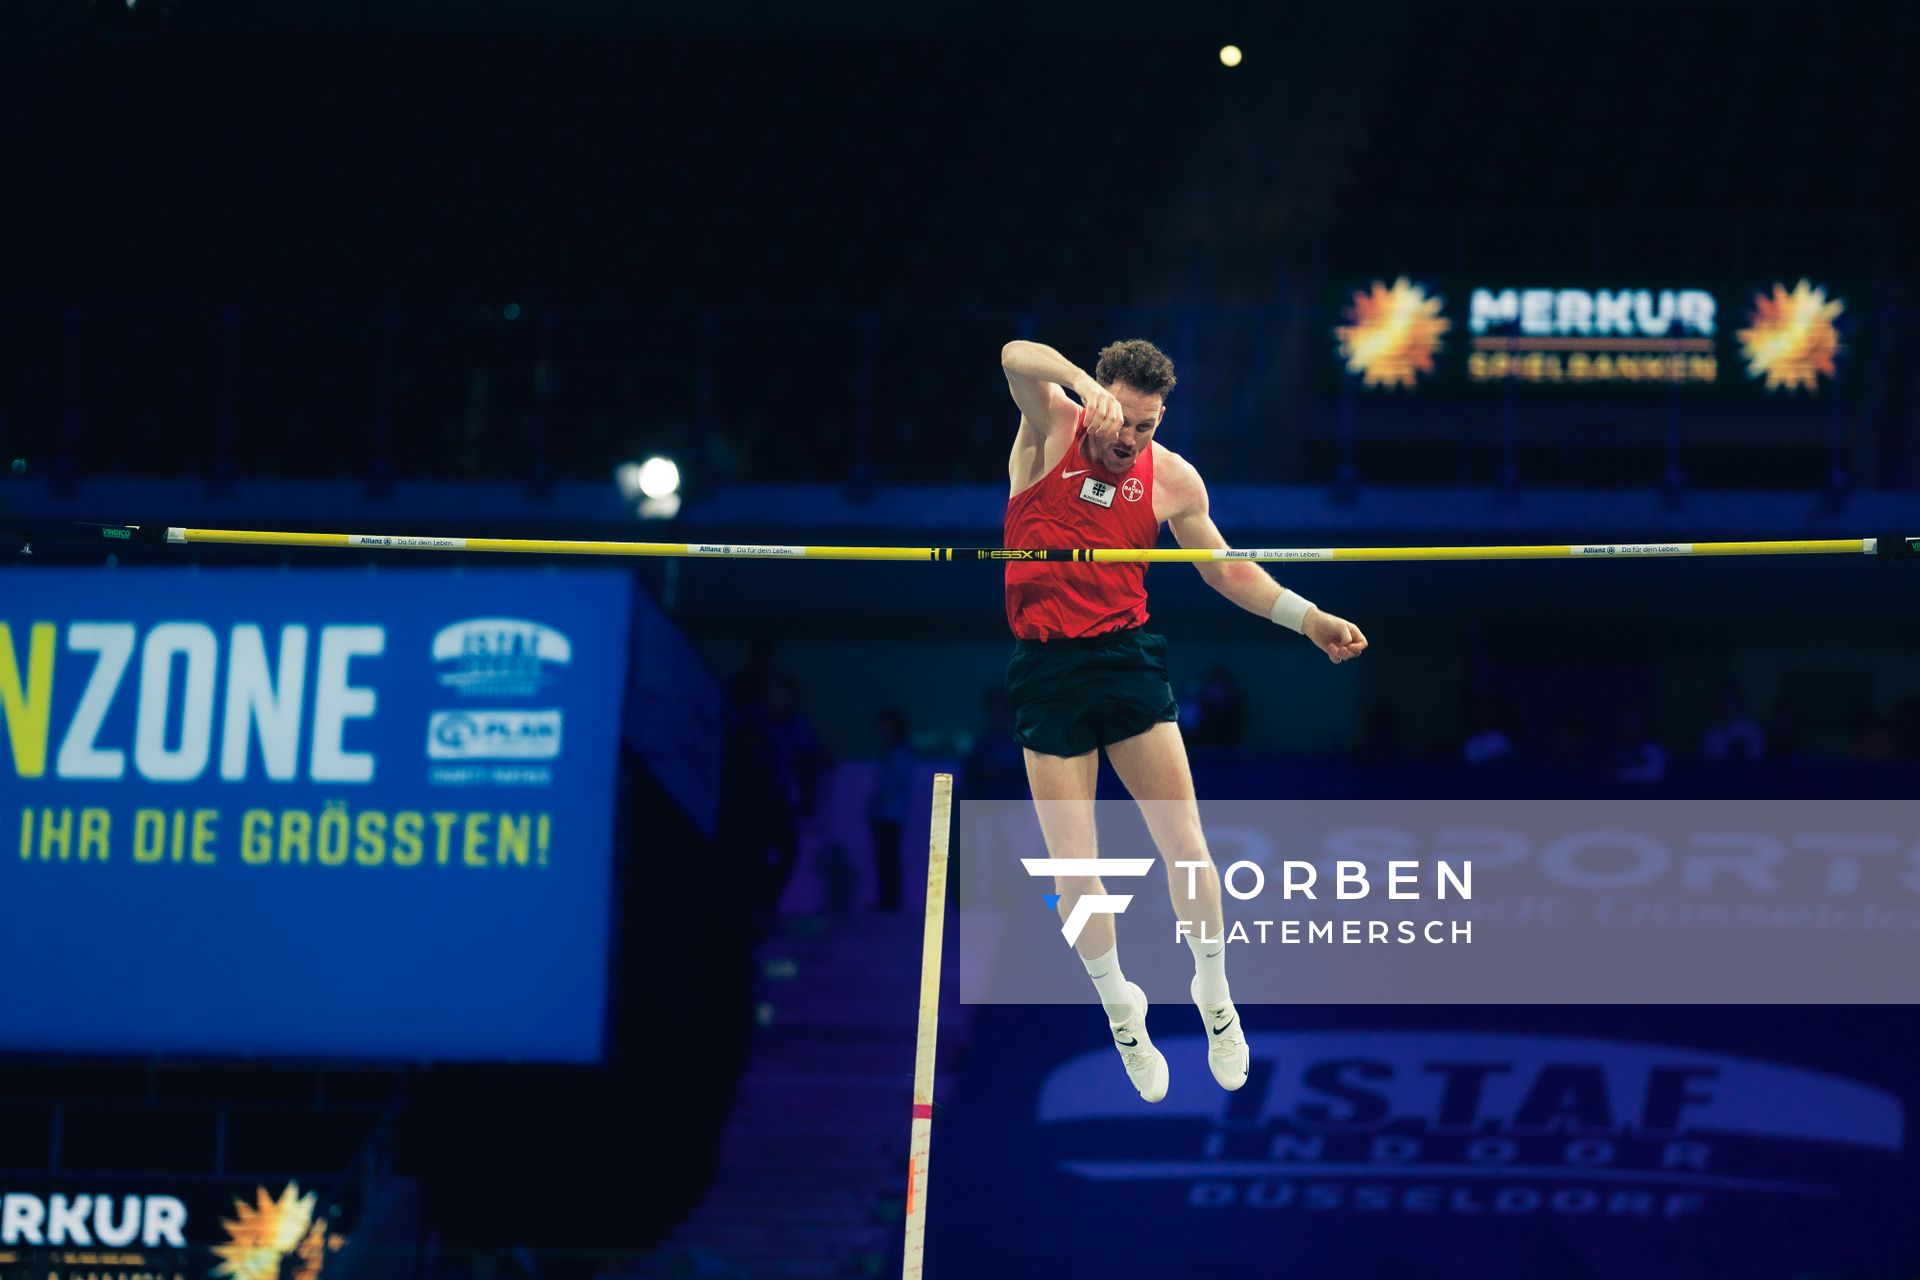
[2,2,1917,1277]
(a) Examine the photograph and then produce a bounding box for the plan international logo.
[427,709,563,760]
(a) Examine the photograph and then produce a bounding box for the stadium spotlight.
[638,456,681,500]
[617,456,682,519]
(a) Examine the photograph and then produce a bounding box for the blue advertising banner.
[626,582,722,838]
[926,1005,1920,1279]
[0,568,632,1062]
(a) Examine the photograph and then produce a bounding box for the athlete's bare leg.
[1022,745,1110,960]
[1026,740,1171,1101]
[1106,718,1249,1090]
[1103,720,1225,942]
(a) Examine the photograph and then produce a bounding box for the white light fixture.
[617,456,684,519]
[638,456,681,500]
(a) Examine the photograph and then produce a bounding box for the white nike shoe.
[1192,975,1250,1091]
[1107,981,1169,1103]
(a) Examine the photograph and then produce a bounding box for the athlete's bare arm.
[1001,340,1122,493]
[1156,448,1369,664]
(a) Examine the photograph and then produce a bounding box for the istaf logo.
[432,619,571,698]
[1033,1031,1902,1220]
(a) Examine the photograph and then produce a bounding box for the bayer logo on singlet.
[1121,476,1144,503]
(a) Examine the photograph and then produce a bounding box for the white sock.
[1187,929,1230,1005]
[1080,944,1136,1021]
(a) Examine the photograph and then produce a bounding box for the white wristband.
[1269,590,1316,633]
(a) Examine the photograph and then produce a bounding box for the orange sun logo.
[1736,280,1843,391]
[1335,278,1450,389]
[212,1183,343,1280]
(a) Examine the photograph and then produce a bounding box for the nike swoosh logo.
[1062,469,1090,478]
[1211,1018,1236,1037]
[1114,1034,1138,1046]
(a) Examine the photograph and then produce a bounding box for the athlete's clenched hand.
[1072,376,1125,438]
[1304,610,1369,663]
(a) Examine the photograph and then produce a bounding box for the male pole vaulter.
[1000,337,1368,1100]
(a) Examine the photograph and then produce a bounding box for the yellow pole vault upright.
[903,773,952,1280]
[36,523,1920,563]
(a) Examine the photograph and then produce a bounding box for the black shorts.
[1006,626,1179,758]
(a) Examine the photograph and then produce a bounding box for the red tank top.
[1004,411,1158,640]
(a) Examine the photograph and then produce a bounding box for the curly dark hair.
[1094,339,1177,398]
